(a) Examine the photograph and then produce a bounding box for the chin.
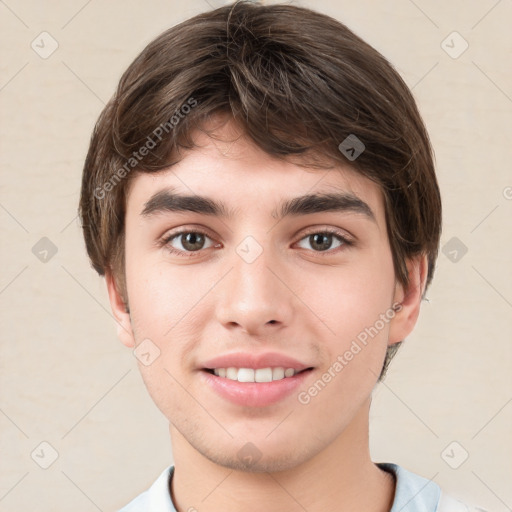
[198,440,313,474]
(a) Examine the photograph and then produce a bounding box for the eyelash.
[160,227,354,258]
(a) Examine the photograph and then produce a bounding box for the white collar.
[119,462,477,512]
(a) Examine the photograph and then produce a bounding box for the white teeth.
[272,367,285,380]
[212,367,298,382]
[255,368,273,383]
[226,367,238,380]
[237,368,254,382]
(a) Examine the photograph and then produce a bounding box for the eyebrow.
[141,187,376,222]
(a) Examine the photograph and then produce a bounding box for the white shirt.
[118,462,484,512]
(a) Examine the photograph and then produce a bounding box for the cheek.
[312,250,395,389]
[125,256,210,376]
[319,252,395,336]
[298,281,394,421]
[126,255,194,328]
[125,260,199,418]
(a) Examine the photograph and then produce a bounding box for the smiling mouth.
[202,367,314,383]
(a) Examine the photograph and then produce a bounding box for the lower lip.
[199,369,313,408]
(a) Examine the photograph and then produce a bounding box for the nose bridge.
[232,235,280,307]
[215,234,292,332]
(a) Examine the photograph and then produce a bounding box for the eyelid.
[298,226,354,242]
[161,226,213,243]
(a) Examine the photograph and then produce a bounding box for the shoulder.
[117,465,175,512]
[437,491,490,512]
[380,462,440,511]
[377,462,487,512]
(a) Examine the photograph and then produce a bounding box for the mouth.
[200,366,315,407]
[202,367,314,383]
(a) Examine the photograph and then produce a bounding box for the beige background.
[1,0,511,510]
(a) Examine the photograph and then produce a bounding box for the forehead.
[125,118,385,222]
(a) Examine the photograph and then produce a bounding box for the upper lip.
[200,352,313,371]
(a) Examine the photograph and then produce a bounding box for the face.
[109,118,418,473]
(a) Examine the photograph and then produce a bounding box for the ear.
[105,271,136,348]
[388,254,429,345]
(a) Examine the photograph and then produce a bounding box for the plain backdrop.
[1,1,511,511]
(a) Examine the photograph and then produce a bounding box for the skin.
[106,117,428,512]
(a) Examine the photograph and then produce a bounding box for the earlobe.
[388,254,429,345]
[105,271,136,348]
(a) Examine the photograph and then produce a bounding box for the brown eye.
[179,232,206,251]
[309,233,335,251]
[296,230,351,253]
[163,230,215,255]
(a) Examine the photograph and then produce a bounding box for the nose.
[214,243,294,336]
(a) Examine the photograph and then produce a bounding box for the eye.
[160,227,352,257]
[295,229,352,253]
[162,229,217,256]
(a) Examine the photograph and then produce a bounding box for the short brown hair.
[79,1,442,378]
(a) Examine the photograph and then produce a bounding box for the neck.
[169,398,395,512]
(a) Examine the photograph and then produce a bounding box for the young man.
[79,2,477,511]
